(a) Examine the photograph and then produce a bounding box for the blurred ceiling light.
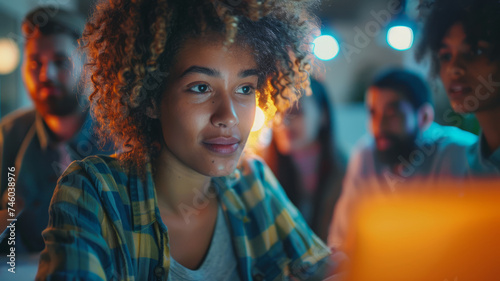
[251,106,266,132]
[0,38,20,75]
[313,35,339,61]
[387,26,414,51]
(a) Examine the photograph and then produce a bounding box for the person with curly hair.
[417,0,500,174]
[35,0,335,280]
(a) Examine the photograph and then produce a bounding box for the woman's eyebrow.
[179,66,259,79]
[179,66,221,78]
[239,69,259,78]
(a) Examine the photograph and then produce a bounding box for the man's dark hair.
[22,6,85,43]
[416,0,500,75]
[371,69,432,109]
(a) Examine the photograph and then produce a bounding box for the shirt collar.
[34,112,50,150]
[213,169,249,222]
[130,162,159,232]
[130,163,249,231]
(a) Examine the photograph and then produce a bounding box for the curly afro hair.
[416,0,500,75]
[81,0,320,170]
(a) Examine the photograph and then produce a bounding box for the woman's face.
[439,23,500,113]
[159,37,258,177]
[273,96,323,154]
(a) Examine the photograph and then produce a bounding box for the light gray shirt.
[167,205,240,281]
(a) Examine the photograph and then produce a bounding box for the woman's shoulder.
[53,155,137,227]
[58,154,130,195]
[77,154,123,170]
[66,154,124,173]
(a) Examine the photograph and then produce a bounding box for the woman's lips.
[447,83,473,99]
[202,137,240,154]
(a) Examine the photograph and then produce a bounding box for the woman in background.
[261,78,346,241]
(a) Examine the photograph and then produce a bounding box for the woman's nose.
[211,94,239,128]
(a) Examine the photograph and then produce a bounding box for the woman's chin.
[203,159,239,177]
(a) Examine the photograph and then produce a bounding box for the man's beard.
[33,85,81,117]
[375,131,418,166]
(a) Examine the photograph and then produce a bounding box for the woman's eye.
[438,52,451,62]
[189,84,210,93]
[236,85,255,95]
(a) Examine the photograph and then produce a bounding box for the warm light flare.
[342,181,500,281]
[251,107,266,132]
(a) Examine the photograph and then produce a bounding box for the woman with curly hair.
[35,0,335,280]
[417,0,500,173]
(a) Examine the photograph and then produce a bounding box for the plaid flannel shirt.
[36,155,331,280]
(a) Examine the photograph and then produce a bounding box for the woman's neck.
[153,147,213,216]
[476,108,500,155]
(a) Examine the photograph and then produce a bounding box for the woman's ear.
[417,103,434,132]
[146,101,159,119]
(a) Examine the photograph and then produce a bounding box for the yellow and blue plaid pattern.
[36,155,331,280]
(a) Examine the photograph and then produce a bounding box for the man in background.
[328,69,477,249]
[0,6,111,253]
